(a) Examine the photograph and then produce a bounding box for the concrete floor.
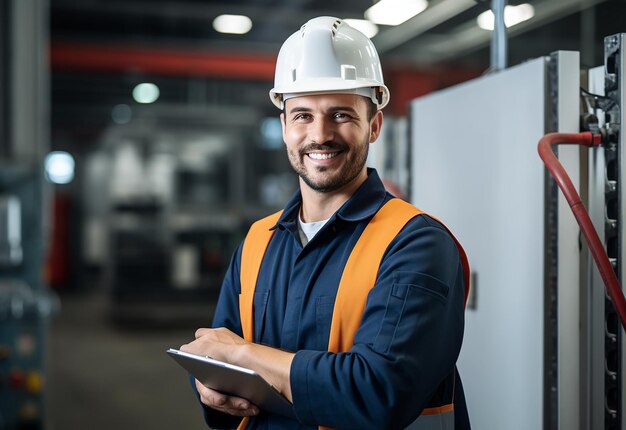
[45,290,211,430]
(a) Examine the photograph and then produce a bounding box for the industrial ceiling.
[49,0,626,141]
[51,0,626,66]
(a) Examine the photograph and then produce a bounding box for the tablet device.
[166,348,295,418]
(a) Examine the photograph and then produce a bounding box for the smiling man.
[181,16,471,430]
[282,93,381,222]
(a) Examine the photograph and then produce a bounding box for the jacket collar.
[271,168,388,230]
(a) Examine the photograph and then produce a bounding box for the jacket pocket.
[373,271,449,353]
[316,295,335,350]
[253,290,270,341]
[393,271,449,302]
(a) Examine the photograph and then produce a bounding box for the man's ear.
[369,110,383,143]
[280,112,286,144]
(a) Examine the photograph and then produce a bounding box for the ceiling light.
[132,83,160,104]
[343,19,379,38]
[111,104,132,124]
[45,151,75,184]
[213,14,253,35]
[477,4,535,31]
[365,0,428,26]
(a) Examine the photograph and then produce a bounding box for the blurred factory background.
[2,0,626,429]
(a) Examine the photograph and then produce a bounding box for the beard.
[287,137,369,193]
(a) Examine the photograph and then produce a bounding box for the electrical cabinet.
[409,53,581,429]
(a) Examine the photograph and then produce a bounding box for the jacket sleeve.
[192,243,245,429]
[290,216,466,430]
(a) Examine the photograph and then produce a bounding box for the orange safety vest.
[237,198,470,430]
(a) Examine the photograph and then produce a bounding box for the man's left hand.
[180,327,247,363]
[180,326,295,403]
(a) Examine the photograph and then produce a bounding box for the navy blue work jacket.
[196,169,470,430]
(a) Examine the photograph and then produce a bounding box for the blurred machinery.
[409,35,625,430]
[0,1,59,428]
[0,169,59,430]
[84,119,295,327]
[367,116,410,199]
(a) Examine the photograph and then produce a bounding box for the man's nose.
[309,118,335,144]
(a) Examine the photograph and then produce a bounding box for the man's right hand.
[195,379,260,417]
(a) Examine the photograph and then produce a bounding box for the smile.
[307,152,340,160]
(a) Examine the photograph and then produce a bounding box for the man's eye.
[334,112,350,120]
[294,113,311,121]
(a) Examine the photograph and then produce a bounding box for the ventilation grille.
[299,19,343,38]
[331,19,342,37]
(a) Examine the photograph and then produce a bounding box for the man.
[181,16,471,430]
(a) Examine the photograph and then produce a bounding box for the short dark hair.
[365,99,377,122]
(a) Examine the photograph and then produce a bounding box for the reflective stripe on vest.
[237,198,470,430]
[239,210,283,343]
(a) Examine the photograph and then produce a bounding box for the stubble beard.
[288,138,369,193]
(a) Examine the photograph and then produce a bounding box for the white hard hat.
[269,16,390,110]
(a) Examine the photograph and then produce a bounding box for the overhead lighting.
[477,3,535,31]
[343,19,379,38]
[45,151,75,184]
[365,0,428,26]
[111,104,132,124]
[132,83,160,104]
[213,14,253,35]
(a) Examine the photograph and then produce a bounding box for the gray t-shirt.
[297,212,330,246]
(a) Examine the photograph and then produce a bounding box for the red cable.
[538,132,626,331]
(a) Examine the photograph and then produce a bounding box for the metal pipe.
[490,0,507,71]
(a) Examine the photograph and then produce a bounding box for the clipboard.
[166,348,295,418]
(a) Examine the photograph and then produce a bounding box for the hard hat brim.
[270,78,390,110]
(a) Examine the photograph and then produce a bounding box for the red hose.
[538,132,626,331]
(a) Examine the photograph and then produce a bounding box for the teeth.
[308,152,338,160]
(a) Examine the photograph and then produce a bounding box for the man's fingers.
[195,380,259,416]
[195,328,210,339]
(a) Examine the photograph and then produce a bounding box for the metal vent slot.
[331,19,341,37]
